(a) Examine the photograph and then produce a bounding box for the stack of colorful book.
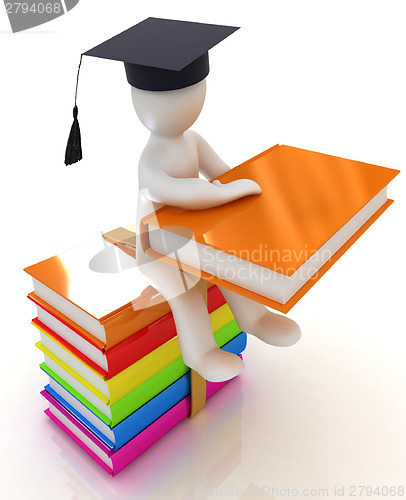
[24,237,246,476]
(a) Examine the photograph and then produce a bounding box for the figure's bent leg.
[135,252,244,382]
[168,286,244,382]
[219,287,301,347]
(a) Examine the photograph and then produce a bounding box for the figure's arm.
[141,166,261,210]
[194,132,230,180]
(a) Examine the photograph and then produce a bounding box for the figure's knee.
[168,283,206,311]
[135,258,199,302]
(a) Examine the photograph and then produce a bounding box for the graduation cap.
[65,17,239,165]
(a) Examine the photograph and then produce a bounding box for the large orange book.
[140,144,399,313]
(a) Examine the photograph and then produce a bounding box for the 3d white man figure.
[66,18,301,382]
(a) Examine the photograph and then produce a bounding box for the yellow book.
[37,303,239,404]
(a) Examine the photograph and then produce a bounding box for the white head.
[131,79,206,137]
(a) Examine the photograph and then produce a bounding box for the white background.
[1,1,405,499]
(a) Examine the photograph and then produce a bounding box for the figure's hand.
[142,166,262,210]
[212,179,262,199]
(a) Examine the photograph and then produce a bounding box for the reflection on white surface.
[2,306,406,500]
[51,377,242,499]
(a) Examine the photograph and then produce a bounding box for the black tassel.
[65,105,82,165]
[64,55,83,165]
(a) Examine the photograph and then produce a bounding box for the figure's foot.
[186,348,245,383]
[247,310,301,347]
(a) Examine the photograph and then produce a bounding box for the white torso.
[136,130,200,223]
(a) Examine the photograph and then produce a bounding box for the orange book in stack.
[24,239,224,377]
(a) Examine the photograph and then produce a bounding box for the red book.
[30,285,226,379]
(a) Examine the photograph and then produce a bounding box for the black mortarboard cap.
[84,17,239,91]
[65,18,239,165]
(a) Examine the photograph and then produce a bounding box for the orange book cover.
[140,145,399,312]
[24,238,173,349]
